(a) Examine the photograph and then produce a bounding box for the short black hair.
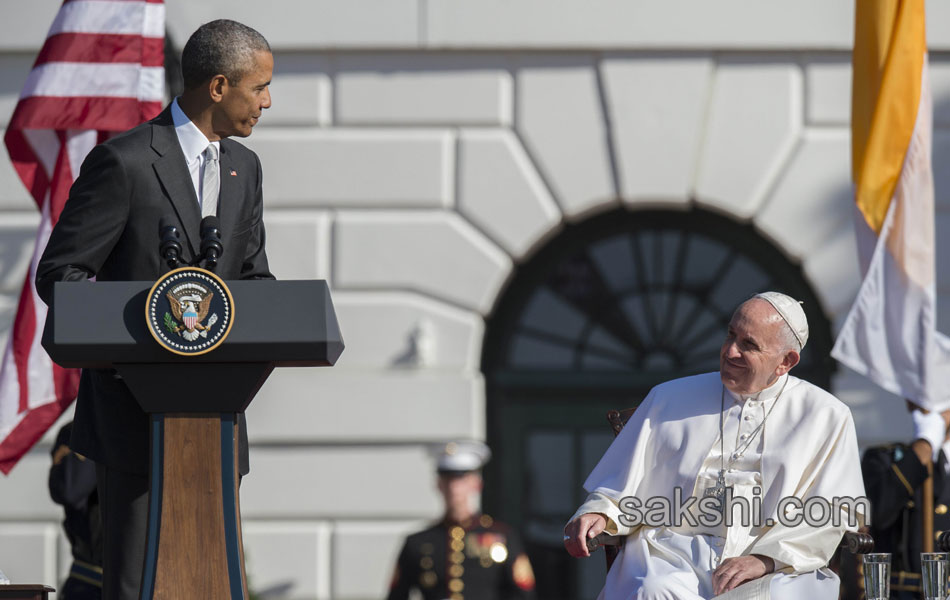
[181,20,270,90]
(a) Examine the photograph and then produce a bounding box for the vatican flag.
[832,0,950,410]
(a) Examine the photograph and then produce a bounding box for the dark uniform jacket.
[387,514,536,600]
[862,443,950,598]
[49,423,102,598]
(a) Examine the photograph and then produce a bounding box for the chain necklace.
[704,376,789,512]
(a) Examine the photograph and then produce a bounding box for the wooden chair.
[586,408,874,571]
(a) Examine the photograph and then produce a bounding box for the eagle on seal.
[167,291,216,341]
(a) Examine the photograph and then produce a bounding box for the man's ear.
[208,74,228,103]
[776,350,800,376]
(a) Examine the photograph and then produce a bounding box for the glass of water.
[921,552,950,600]
[863,553,891,600]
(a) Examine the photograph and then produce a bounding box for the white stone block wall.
[695,60,803,219]
[0,1,949,598]
[601,54,712,204]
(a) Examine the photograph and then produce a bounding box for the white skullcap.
[753,291,808,350]
[436,440,491,473]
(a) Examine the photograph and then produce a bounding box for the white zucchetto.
[754,291,809,350]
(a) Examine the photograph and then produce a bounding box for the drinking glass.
[862,553,891,600]
[921,552,950,600]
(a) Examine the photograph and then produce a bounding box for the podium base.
[140,414,246,600]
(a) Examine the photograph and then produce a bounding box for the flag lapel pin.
[230,169,237,176]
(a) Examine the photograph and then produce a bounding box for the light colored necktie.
[201,144,219,218]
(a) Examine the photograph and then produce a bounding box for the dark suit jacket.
[36,105,273,475]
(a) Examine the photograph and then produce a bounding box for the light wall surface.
[6,1,950,51]
[0,1,949,598]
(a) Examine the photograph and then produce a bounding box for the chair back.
[602,408,636,570]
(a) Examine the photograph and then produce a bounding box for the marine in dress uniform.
[387,441,536,600]
[862,407,950,599]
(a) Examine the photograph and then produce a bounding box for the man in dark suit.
[36,20,274,599]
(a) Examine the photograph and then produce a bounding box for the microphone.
[159,216,182,269]
[199,215,224,270]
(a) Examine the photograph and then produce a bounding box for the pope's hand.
[712,554,774,595]
[563,513,606,558]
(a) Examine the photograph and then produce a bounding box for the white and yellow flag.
[832,0,950,410]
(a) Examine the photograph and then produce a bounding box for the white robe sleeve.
[746,405,867,572]
[569,491,635,536]
[566,386,661,537]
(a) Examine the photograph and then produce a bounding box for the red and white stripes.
[0,0,164,474]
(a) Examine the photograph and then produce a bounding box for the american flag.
[0,0,165,474]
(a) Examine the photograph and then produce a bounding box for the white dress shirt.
[170,98,219,213]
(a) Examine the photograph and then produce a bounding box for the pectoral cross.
[703,470,731,515]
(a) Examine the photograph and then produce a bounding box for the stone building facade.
[1,1,950,598]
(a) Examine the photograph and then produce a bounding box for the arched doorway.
[481,206,834,599]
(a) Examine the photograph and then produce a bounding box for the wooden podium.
[0,586,55,600]
[42,279,343,600]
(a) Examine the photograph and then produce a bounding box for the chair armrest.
[589,531,873,554]
[841,531,874,554]
[586,531,623,553]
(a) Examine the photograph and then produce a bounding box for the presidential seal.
[146,267,234,356]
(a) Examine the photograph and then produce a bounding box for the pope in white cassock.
[563,292,867,600]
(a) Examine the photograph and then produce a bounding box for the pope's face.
[719,299,799,395]
[213,50,273,138]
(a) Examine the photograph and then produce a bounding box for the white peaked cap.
[436,440,492,473]
[754,291,809,350]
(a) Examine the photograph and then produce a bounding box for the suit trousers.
[96,464,148,600]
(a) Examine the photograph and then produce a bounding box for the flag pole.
[924,464,935,552]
